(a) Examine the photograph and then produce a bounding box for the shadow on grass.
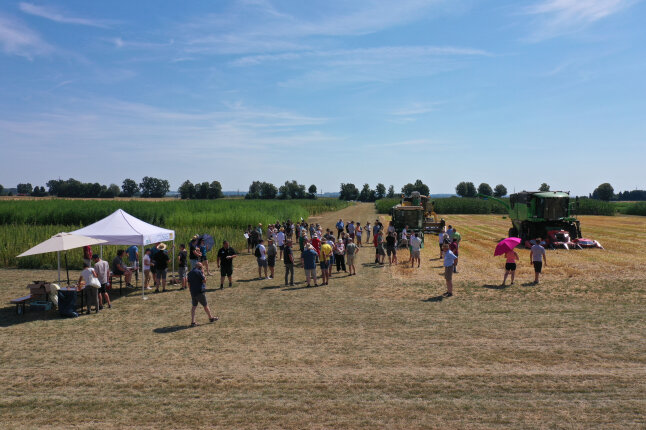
[283,283,327,291]
[261,285,283,290]
[422,295,445,302]
[153,325,191,334]
[521,282,537,287]
[236,278,263,283]
[483,284,509,290]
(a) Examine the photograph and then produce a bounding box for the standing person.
[246,225,253,253]
[79,263,99,314]
[336,219,344,239]
[320,239,333,285]
[178,244,188,290]
[442,243,458,297]
[199,239,211,276]
[142,248,152,290]
[346,238,359,276]
[153,243,170,292]
[126,244,139,273]
[276,228,286,260]
[311,234,321,256]
[187,263,218,327]
[216,240,237,289]
[376,231,386,264]
[364,222,371,243]
[446,225,455,241]
[355,222,362,246]
[256,223,263,241]
[334,238,346,272]
[266,238,277,279]
[82,245,92,268]
[530,238,547,284]
[298,229,307,253]
[189,236,201,269]
[438,228,446,258]
[347,221,355,240]
[410,232,422,268]
[301,244,318,287]
[502,248,520,286]
[283,240,295,286]
[386,231,397,265]
[255,239,268,279]
[112,250,133,288]
[92,254,111,310]
[387,221,395,236]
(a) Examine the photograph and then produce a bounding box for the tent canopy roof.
[71,209,175,246]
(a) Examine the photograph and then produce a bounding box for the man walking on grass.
[442,243,458,297]
[530,237,547,284]
[217,240,237,289]
[410,232,422,268]
[336,218,344,239]
[188,263,218,327]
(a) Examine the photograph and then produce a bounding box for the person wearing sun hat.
[153,242,170,292]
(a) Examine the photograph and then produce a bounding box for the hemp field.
[0,203,644,429]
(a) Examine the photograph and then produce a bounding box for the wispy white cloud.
[19,2,113,28]
[523,0,638,41]
[0,13,52,58]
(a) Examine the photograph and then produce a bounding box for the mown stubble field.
[0,203,644,429]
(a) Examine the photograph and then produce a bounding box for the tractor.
[477,191,600,249]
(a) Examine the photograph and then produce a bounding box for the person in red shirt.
[311,235,321,256]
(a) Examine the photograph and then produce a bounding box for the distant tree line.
[178,180,223,200]
[4,177,171,198]
[590,183,646,201]
[245,180,317,200]
[455,182,508,198]
[338,179,429,201]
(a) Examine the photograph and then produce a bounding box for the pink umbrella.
[494,237,522,256]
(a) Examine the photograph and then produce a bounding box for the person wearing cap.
[188,262,218,327]
[153,243,170,292]
[92,254,111,309]
[266,238,277,279]
[217,240,237,289]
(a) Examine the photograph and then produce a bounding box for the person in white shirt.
[255,239,268,279]
[92,254,112,309]
[143,248,152,290]
[438,228,446,258]
[530,238,547,284]
[78,263,99,314]
[276,228,286,260]
[410,232,422,268]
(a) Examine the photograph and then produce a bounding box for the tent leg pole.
[57,251,61,283]
[142,244,146,300]
[172,239,175,283]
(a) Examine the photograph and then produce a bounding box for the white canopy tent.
[71,209,175,299]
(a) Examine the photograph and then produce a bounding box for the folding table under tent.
[71,209,175,299]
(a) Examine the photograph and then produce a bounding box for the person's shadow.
[482,284,509,290]
[153,325,191,334]
[422,295,445,302]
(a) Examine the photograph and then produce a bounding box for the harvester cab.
[390,192,446,241]
[477,191,591,249]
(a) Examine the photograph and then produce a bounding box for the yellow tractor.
[391,192,445,239]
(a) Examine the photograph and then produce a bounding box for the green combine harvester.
[478,191,598,249]
[390,192,446,242]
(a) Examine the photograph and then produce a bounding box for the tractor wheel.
[508,227,518,238]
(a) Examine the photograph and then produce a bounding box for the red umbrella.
[494,237,522,256]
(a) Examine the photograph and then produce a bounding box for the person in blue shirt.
[300,244,318,287]
[442,243,458,297]
[187,263,218,327]
[126,245,139,271]
[336,219,344,239]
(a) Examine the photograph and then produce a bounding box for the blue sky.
[0,0,644,195]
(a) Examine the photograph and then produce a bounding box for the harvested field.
[0,203,644,429]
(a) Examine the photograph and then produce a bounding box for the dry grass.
[0,204,644,429]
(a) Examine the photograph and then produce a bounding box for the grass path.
[0,203,645,428]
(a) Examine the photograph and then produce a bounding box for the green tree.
[139,176,170,198]
[401,179,430,196]
[178,180,196,199]
[375,183,387,200]
[493,184,507,198]
[539,183,550,192]
[387,185,395,198]
[17,183,33,195]
[455,182,468,197]
[246,181,262,199]
[339,183,359,201]
[196,182,210,199]
[307,184,317,199]
[0,184,4,195]
[466,182,477,197]
[279,180,306,199]
[208,181,223,199]
[121,178,139,197]
[477,182,493,196]
[358,184,372,202]
[260,182,278,199]
[592,183,614,201]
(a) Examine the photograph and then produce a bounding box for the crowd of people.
[75,217,553,324]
